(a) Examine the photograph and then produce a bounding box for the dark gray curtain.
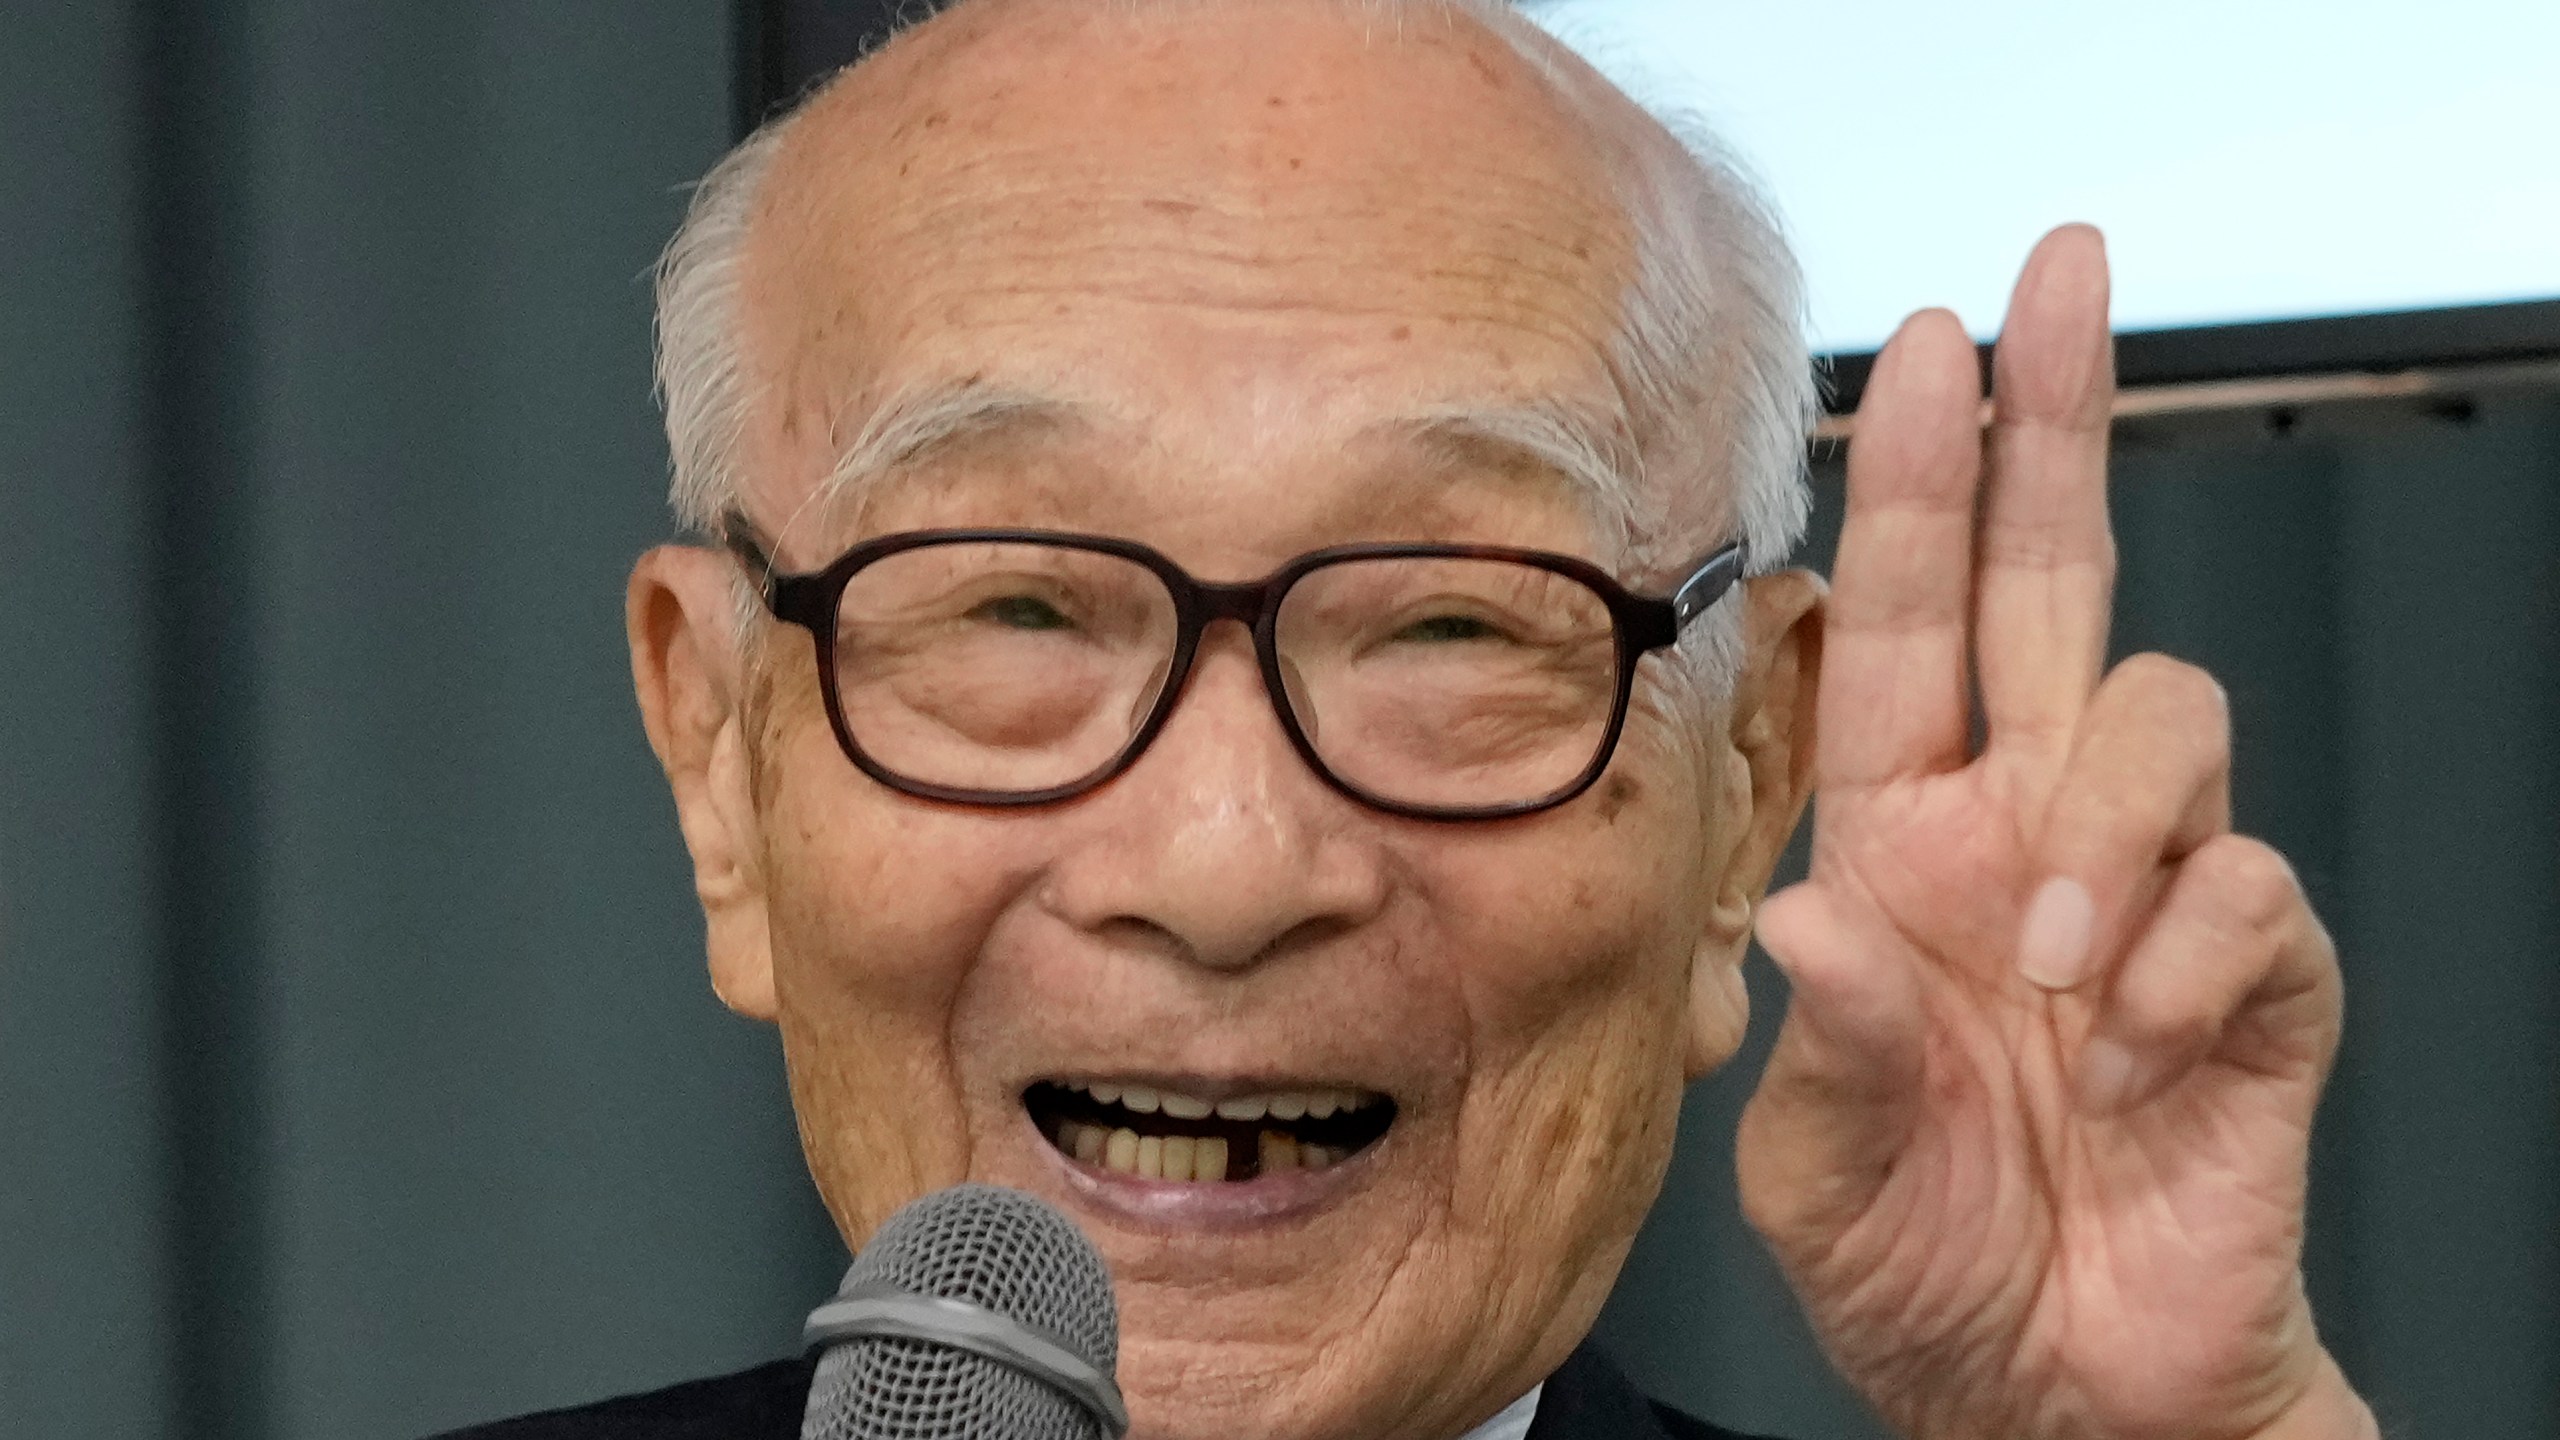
[4,5,840,1438]
[4,5,2553,1439]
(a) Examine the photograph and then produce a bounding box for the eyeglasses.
[723,518,1745,821]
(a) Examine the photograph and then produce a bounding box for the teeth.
[1259,1130,1300,1174]
[1058,1080,1383,1183]
[1073,1124,1235,1183]
[1062,1111,1360,1181]
[1070,1082,1379,1123]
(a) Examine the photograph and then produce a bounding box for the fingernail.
[2017,877,2096,990]
[2077,1036,2141,1113]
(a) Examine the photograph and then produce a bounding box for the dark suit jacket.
[433,1341,1785,1440]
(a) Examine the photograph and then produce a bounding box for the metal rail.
[1812,356,2560,442]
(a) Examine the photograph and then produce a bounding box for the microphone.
[799,1184,1127,1440]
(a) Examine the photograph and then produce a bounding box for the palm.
[1736,229,2355,1440]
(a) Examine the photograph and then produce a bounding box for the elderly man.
[459,2,2376,1437]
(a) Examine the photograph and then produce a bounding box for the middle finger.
[1976,224,2119,785]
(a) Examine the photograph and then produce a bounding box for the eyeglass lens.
[831,541,1625,811]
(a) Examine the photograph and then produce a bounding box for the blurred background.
[3,2,2553,1438]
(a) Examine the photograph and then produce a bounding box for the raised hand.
[1737,227,2377,1440]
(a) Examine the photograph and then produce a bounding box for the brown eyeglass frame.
[722,516,1747,822]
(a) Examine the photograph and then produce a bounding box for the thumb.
[1737,881,1928,1254]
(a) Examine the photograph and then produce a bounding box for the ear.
[1685,568,1825,1078]
[628,545,778,1021]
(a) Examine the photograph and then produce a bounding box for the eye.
[972,594,1074,631]
[1392,613,1501,643]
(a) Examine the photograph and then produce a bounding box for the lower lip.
[1023,1111,1382,1231]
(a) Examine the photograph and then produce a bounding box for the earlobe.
[699,716,779,1019]
[1684,568,1826,1078]
[628,546,779,1021]
[1684,941,1751,1078]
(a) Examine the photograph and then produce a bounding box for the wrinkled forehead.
[734,0,1644,524]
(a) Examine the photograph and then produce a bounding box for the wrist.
[2243,1354,2378,1440]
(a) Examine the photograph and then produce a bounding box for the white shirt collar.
[1458,1384,1542,1440]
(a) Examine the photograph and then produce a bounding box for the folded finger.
[1740,881,1930,1247]
[2016,653,2233,992]
[1977,225,2118,775]
[1820,308,1985,788]
[2074,834,2343,1115]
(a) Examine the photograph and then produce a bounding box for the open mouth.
[1026,1081,1398,1182]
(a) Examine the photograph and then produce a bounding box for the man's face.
[633,5,1813,1438]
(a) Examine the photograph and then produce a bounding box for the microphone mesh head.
[801,1184,1119,1440]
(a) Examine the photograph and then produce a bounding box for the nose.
[1041,628,1389,972]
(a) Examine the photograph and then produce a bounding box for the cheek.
[1443,809,1698,1156]
[753,692,1028,1243]
[1435,738,1713,1049]
[1423,763,1714,1285]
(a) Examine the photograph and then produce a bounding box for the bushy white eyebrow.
[795,383,1641,568]
[818,381,1083,506]
[1387,399,1643,560]
[763,381,1087,558]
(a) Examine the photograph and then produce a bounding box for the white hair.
[652,0,1814,691]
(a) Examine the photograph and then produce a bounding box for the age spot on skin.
[1596,775,1638,823]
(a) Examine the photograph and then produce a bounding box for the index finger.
[1819,306,1985,788]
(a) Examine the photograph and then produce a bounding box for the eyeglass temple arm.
[1667,541,1750,633]
[715,512,784,599]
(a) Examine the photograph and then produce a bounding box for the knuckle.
[2202,833,2299,928]
[2118,652,2230,732]
[2115,991,2218,1057]
[2094,655,2232,785]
